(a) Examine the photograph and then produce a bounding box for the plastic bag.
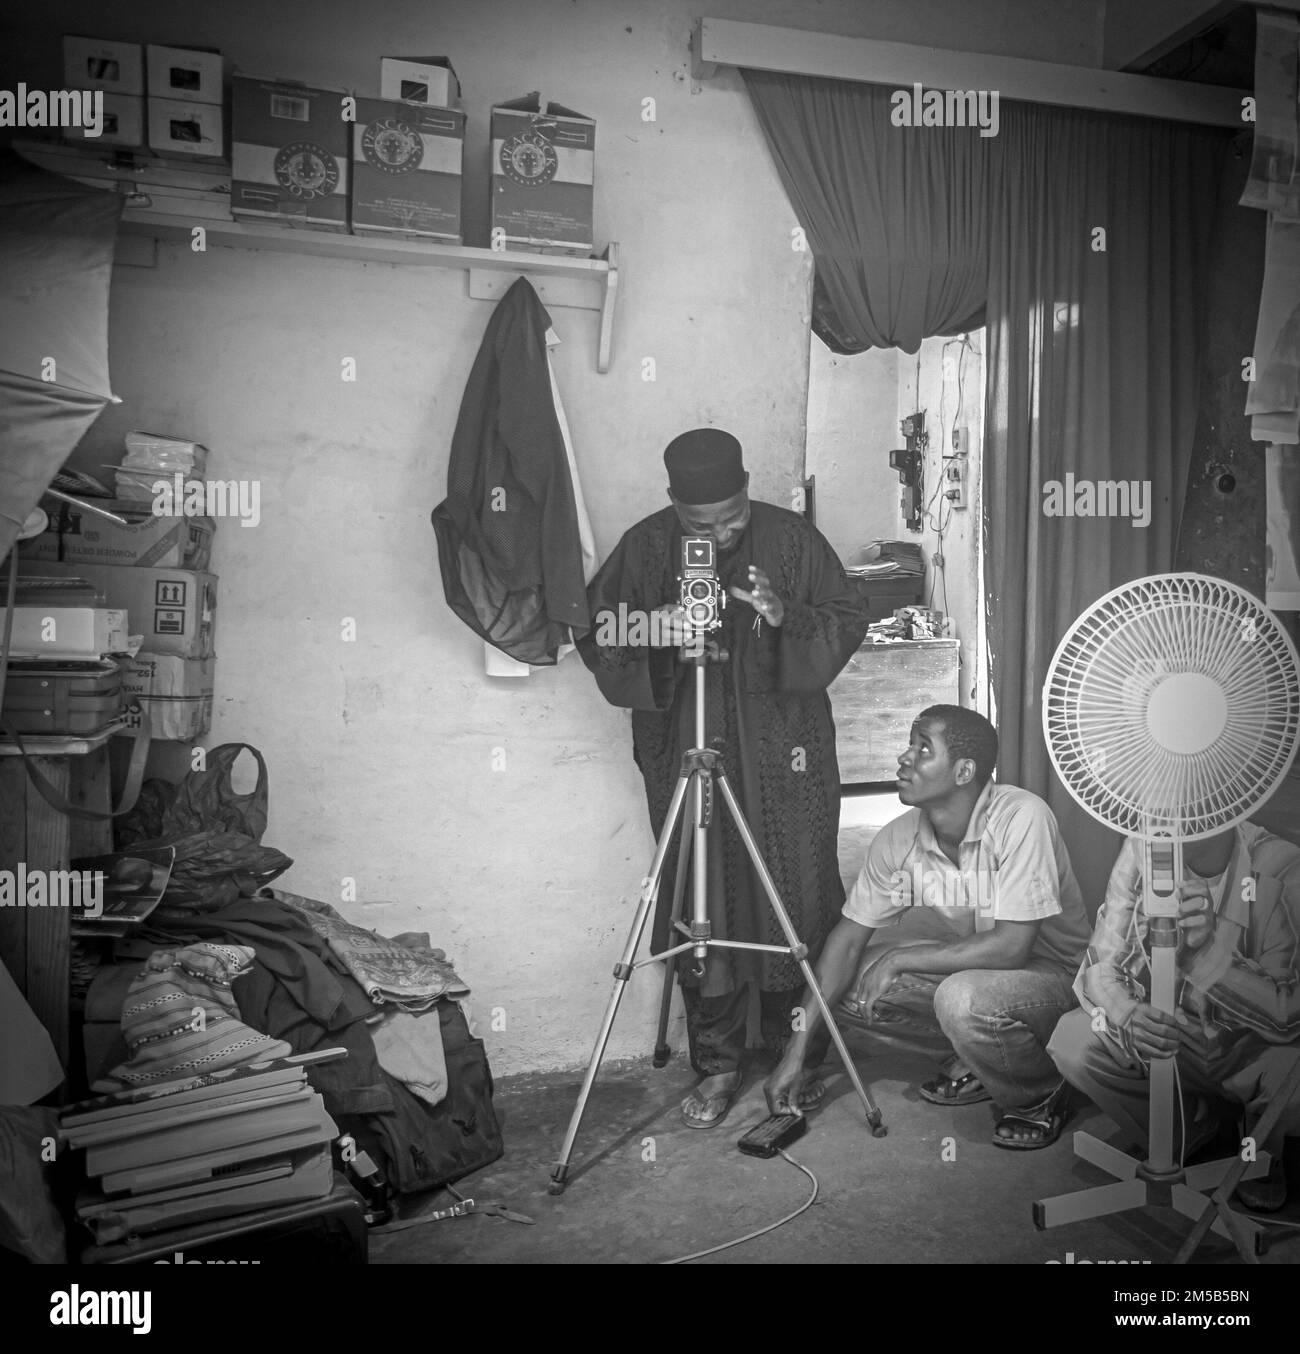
[114,744,291,911]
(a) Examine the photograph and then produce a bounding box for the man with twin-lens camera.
[576,428,869,1129]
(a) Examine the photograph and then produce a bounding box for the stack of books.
[60,1052,343,1245]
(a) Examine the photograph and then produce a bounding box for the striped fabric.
[1075,823,1300,1054]
[95,942,291,1091]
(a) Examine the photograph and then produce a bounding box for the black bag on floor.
[338,1000,504,1196]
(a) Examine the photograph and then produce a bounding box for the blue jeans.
[822,917,1078,1116]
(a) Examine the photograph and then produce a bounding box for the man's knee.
[932,972,978,1037]
[1046,1007,1095,1080]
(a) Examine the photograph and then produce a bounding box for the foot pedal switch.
[737,1112,807,1158]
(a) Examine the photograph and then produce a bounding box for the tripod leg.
[653,829,693,1068]
[549,770,693,1195]
[715,773,886,1134]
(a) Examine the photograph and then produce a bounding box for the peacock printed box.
[490,93,594,255]
[350,97,464,241]
[231,76,349,230]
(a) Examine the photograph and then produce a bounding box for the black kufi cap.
[663,428,746,505]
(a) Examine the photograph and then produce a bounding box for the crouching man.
[765,706,1092,1149]
[1048,822,1300,1210]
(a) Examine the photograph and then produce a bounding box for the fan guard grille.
[1043,574,1300,841]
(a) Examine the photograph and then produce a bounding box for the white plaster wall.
[5,0,1102,1073]
[805,339,900,560]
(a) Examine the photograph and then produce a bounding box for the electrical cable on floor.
[659,1149,819,1264]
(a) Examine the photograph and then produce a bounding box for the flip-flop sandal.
[680,1076,742,1130]
[918,1070,991,1106]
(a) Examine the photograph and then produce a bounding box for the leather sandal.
[992,1086,1072,1150]
[918,1064,991,1106]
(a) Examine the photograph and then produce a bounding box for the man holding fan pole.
[1048,823,1300,1211]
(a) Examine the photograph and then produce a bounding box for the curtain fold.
[742,71,987,354]
[984,103,1229,907]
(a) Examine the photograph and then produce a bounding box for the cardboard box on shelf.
[379,57,459,108]
[63,36,144,96]
[231,76,349,230]
[350,97,464,241]
[490,94,594,255]
[145,44,223,105]
[119,653,214,742]
[21,501,214,570]
[147,97,223,158]
[33,564,217,659]
[62,92,143,148]
[9,607,129,660]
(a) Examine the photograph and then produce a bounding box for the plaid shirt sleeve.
[1184,853,1300,1044]
[1076,837,1150,1048]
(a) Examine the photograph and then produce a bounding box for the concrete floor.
[369,1028,1300,1266]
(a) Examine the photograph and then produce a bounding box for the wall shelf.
[14,137,619,372]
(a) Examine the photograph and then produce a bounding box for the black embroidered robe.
[577,501,868,993]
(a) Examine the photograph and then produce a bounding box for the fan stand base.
[1032,1131,1271,1260]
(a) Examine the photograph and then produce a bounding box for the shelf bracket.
[467,242,619,373]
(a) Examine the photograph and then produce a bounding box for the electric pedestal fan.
[1033,574,1300,1259]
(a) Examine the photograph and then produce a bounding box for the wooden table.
[828,638,961,784]
[0,729,116,1068]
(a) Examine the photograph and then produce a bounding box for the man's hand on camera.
[649,605,692,648]
[729,566,784,627]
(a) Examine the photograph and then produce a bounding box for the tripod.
[549,651,886,1195]
[1033,834,1270,1259]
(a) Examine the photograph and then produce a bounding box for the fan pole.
[1143,839,1180,1181]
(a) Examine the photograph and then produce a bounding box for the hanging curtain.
[741,71,987,354]
[984,103,1229,905]
[0,151,120,562]
[742,71,1231,908]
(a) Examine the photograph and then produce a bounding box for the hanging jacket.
[431,276,589,664]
